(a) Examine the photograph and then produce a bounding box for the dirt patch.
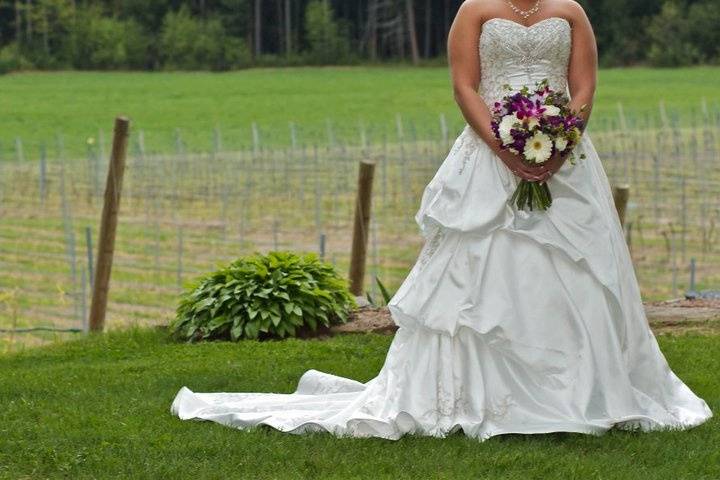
[644,298,720,335]
[331,306,396,335]
[329,298,720,336]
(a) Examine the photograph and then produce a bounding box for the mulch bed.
[329,298,720,336]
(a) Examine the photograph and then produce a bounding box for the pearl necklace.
[504,0,542,19]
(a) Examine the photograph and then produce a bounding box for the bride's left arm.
[546,2,597,170]
[566,1,598,134]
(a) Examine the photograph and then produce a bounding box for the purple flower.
[511,137,526,152]
[546,115,564,126]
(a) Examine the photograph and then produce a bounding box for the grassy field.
[1,66,719,155]
[0,327,717,479]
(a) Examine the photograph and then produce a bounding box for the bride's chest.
[479,17,572,68]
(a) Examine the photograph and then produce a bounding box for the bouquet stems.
[509,179,553,211]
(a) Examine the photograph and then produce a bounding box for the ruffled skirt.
[170,125,712,440]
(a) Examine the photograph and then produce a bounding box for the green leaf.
[289,313,304,326]
[230,321,244,341]
[260,316,271,331]
[208,315,228,331]
[244,322,259,339]
[193,297,215,312]
[375,276,393,304]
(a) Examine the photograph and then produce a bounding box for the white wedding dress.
[170,17,712,440]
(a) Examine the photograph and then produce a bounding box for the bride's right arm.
[447,1,550,181]
[447,2,503,156]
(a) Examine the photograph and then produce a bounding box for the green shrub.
[160,6,251,70]
[646,1,701,67]
[303,0,351,65]
[0,43,34,74]
[170,251,357,342]
[71,7,150,69]
[687,0,720,64]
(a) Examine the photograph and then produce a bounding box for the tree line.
[0,0,718,73]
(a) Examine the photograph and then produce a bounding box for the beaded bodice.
[478,17,572,107]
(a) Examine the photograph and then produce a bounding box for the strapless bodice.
[478,17,572,106]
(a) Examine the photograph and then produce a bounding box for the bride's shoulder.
[453,0,492,26]
[455,0,506,23]
[457,0,513,15]
[456,0,486,15]
[551,0,591,25]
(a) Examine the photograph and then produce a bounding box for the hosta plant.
[170,251,357,342]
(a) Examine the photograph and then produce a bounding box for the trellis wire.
[1,103,719,349]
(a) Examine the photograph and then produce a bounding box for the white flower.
[524,116,540,130]
[543,105,561,117]
[555,136,568,152]
[498,114,518,145]
[524,131,553,164]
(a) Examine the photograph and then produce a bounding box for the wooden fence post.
[89,116,130,332]
[349,160,376,296]
[613,183,630,231]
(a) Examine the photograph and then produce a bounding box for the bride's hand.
[497,149,554,182]
[543,150,569,176]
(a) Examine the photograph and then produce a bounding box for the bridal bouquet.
[490,78,587,211]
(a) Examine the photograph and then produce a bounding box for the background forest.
[1,0,719,73]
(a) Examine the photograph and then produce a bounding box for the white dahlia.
[555,136,569,152]
[524,131,553,164]
[543,104,561,117]
[498,114,517,145]
[523,115,540,130]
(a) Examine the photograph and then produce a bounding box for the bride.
[171,0,712,440]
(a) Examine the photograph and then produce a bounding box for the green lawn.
[2,66,719,156]
[1,327,717,479]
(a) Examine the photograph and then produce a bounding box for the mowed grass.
[1,66,719,155]
[0,327,717,479]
